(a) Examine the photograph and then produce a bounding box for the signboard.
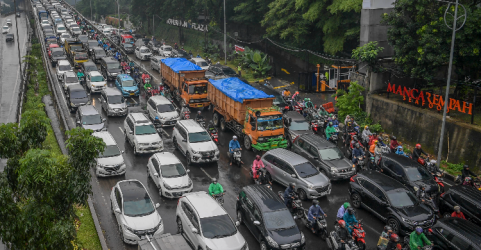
[166,19,208,32]
[235,45,245,52]
[386,83,473,114]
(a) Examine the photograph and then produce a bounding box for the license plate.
[197,104,203,107]
[271,144,278,147]
[129,93,135,95]
[173,192,182,196]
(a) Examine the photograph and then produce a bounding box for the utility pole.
[436,0,466,167]
[117,0,120,30]
[90,0,92,21]
[153,14,154,35]
[223,0,226,65]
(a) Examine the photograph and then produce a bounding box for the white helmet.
[233,135,237,139]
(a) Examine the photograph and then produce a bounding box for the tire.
[176,217,183,234]
[260,241,268,250]
[387,218,400,234]
[351,193,361,208]
[298,189,308,201]
[220,117,227,132]
[133,145,138,156]
[186,152,192,165]
[244,136,252,151]
[320,229,327,241]
[237,210,243,225]
[357,241,366,250]
[213,113,219,126]
[286,136,292,149]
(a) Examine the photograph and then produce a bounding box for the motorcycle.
[300,208,328,239]
[327,227,359,250]
[213,191,225,206]
[311,120,320,134]
[152,118,163,137]
[329,134,339,145]
[123,66,131,75]
[418,189,440,218]
[208,128,219,144]
[196,117,206,128]
[350,219,366,250]
[355,156,367,172]
[182,110,190,120]
[277,191,304,218]
[229,148,242,167]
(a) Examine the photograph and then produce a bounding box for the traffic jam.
[31,0,481,249]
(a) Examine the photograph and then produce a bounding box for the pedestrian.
[152,36,155,41]
[238,64,242,76]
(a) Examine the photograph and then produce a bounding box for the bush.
[441,160,464,175]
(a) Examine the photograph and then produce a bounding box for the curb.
[42,95,68,154]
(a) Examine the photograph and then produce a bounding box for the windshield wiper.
[273,225,295,231]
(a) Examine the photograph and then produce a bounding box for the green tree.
[333,81,365,121]
[352,41,384,91]
[382,0,481,84]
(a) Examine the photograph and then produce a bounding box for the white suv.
[61,71,80,92]
[172,120,219,165]
[86,71,107,93]
[147,95,180,127]
[124,113,163,155]
[147,152,193,198]
[135,46,152,60]
[176,192,247,250]
[92,131,126,177]
[56,60,73,79]
[110,179,163,245]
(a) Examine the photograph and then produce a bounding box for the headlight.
[331,168,338,173]
[164,182,173,190]
[70,102,75,106]
[402,217,417,225]
[266,236,278,248]
[188,178,192,186]
[241,243,248,250]
[123,224,135,233]
[191,149,199,154]
[308,184,314,189]
[301,232,306,244]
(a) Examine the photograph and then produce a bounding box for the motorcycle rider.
[369,140,378,155]
[409,226,432,250]
[362,126,372,144]
[195,111,204,123]
[395,146,408,157]
[337,220,353,250]
[252,155,265,179]
[411,144,428,163]
[344,115,351,125]
[282,88,291,98]
[451,206,466,219]
[229,136,242,166]
[386,234,401,250]
[352,143,365,169]
[343,207,358,235]
[76,69,84,82]
[325,122,336,140]
[257,168,272,186]
[283,182,297,212]
[181,103,190,118]
[390,136,400,153]
[461,165,478,181]
[331,115,339,126]
[318,106,329,116]
[374,141,383,164]
[141,72,150,84]
[307,200,327,234]
[382,226,393,239]
[336,202,350,222]
[208,178,224,196]
[304,98,314,109]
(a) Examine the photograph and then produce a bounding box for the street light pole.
[117,0,120,30]
[223,0,226,65]
[90,0,92,21]
[436,0,466,166]
[153,14,154,35]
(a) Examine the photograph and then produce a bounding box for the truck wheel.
[213,113,219,127]
[220,118,227,132]
[244,136,252,151]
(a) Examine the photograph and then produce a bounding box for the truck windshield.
[188,84,207,94]
[107,62,120,69]
[75,53,88,60]
[257,115,283,131]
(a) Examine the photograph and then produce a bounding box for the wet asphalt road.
[0,13,28,124]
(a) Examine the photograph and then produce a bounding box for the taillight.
[350,175,357,182]
[440,192,445,198]
[428,228,433,233]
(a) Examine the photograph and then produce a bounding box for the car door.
[251,205,264,241]
[180,202,199,246]
[148,156,160,187]
[238,191,255,233]
[147,99,156,120]
[272,157,290,186]
[135,47,140,58]
[113,187,123,225]
[86,73,91,89]
[115,76,121,90]
[357,178,378,210]
[100,91,107,111]
[177,127,188,154]
[75,109,81,127]
[284,162,301,187]
[125,117,134,142]
[391,164,407,184]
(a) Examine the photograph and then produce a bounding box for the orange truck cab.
[181,79,210,108]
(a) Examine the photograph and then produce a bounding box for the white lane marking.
[119,126,124,135]
[130,98,137,104]
[162,130,170,138]
[200,167,213,179]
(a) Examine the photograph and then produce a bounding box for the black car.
[148,40,161,54]
[85,40,98,55]
[121,43,135,54]
[439,185,481,225]
[92,47,107,63]
[426,217,481,250]
[254,84,288,110]
[172,49,192,59]
[49,47,67,66]
[236,185,305,250]
[379,153,439,195]
[283,111,314,148]
[349,171,434,235]
[66,85,89,113]
[292,134,355,180]
[81,60,98,74]
[77,34,88,44]
[6,34,14,42]
[208,64,239,78]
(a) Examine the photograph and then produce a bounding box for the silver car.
[262,148,331,200]
[75,105,106,132]
[100,87,127,116]
[150,56,163,72]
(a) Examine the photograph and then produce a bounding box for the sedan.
[2,25,10,34]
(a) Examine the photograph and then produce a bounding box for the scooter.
[182,110,190,120]
[213,191,225,206]
[327,228,359,250]
[208,128,219,144]
[355,156,367,172]
[350,219,366,250]
[311,120,320,134]
[277,191,304,218]
[153,117,163,137]
[229,148,242,167]
[329,134,339,145]
[300,208,328,240]
[196,117,206,128]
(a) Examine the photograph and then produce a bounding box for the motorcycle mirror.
[154,173,159,177]
[291,174,297,178]
[155,203,160,208]
[191,228,198,234]
[114,208,121,214]
[186,169,190,173]
[253,221,261,226]
[121,150,125,154]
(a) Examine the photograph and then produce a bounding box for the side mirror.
[114,208,121,214]
[253,221,261,226]
[155,203,160,208]
[121,150,125,154]
[129,131,133,135]
[182,139,187,142]
[186,169,190,173]
[191,228,198,234]
[153,173,159,177]
[102,118,106,122]
[235,221,241,227]
[291,174,297,178]
[76,121,81,125]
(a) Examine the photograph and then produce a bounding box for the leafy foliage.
[352,41,384,68]
[236,47,272,77]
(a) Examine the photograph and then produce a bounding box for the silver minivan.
[100,87,127,116]
[150,56,163,72]
[262,148,331,200]
[146,95,180,126]
[75,105,106,132]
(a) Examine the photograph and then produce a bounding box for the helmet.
[155,116,159,120]
[372,132,377,136]
[454,206,461,212]
[284,88,288,91]
[397,145,403,149]
[343,202,350,209]
[312,200,319,206]
[364,125,369,129]
[373,140,378,144]
[197,111,201,114]
[355,143,360,148]
[233,135,237,139]
[347,207,354,215]
[463,165,469,169]
[390,234,399,241]
[415,226,423,233]
[416,144,421,149]
[338,220,346,227]
[256,155,261,160]
[384,226,392,232]
[329,122,333,126]
[212,178,217,183]
[391,135,397,140]
[78,69,82,72]
[346,115,350,118]
[289,182,296,188]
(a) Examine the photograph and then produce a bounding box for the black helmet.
[289,182,296,188]
[464,165,469,169]
[391,135,397,140]
[312,200,319,206]
[384,225,392,232]
[347,207,354,215]
[353,135,358,141]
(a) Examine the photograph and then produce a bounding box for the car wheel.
[177,217,183,234]
[351,193,361,208]
[186,152,192,165]
[237,210,243,225]
[260,241,268,250]
[133,145,138,156]
[357,241,366,250]
[387,218,400,234]
[244,136,252,151]
[298,189,308,201]
[212,113,219,127]
[220,117,227,132]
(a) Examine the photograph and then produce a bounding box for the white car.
[147,152,193,198]
[176,192,247,250]
[56,25,67,35]
[59,32,71,44]
[172,120,219,165]
[190,58,209,70]
[70,26,81,36]
[135,46,152,60]
[6,19,12,26]
[124,113,163,155]
[103,30,112,36]
[159,45,173,57]
[66,21,75,29]
[110,179,163,245]
[86,71,107,93]
[61,71,80,92]
[92,131,126,177]
[147,95,180,127]
[2,25,9,34]
[56,60,73,80]
[41,20,51,26]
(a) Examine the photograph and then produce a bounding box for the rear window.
[71,90,87,99]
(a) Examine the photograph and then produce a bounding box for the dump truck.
[207,77,288,151]
[137,233,191,250]
[160,58,210,108]
[65,40,88,68]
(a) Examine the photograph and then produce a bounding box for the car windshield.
[387,189,418,208]
[160,163,186,178]
[140,48,150,53]
[200,214,237,239]
[71,90,87,99]
[99,145,121,158]
[294,162,319,178]
[66,76,78,83]
[52,51,64,56]
[319,147,344,161]
[121,79,135,87]
[72,27,80,31]
[78,36,88,42]
[189,131,211,143]
[257,115,283,131]
[107,62,120,70]
[264,209,297,230]
[123,37,133,43]
[95,50,106,56]
[91,75,104,82]
[163,47,172,51]
[405,167,432,182]
[82,114,101,125]
[58,27,66,31]
[157,104,175,113]
[123,195,155,217]
[289,120,310,131]
[222,67,237,75]
[135,124,156,135]
[59,65,71,71]
[61,34,70,38]
[198,61,208,67]
[188,84,207,94]
[88,41,97,47]
[75,53,88,60]
[108,95,124,104]
[84,65,97,72]
[124,43,133,48]
[273,95,287,105]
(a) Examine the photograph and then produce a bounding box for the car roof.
[447,185,481,204]
[93,47,104,51]
[190,58,205,62]
[357,171,406,192]
[242,185,286,212]
[92,131,116,146]
[102,57,117,62]
[284,111,307,121]
[89,71,102,77]
[69,84,84,91]
[299,134,334,149]
[65,71,76,77]
[78,105,99,115]
[183,191,226,218]
[130,113,151,124]
[265,148,309,166]
[118,74,133,81]
[438,218,481,244]
[139,46,149,49]
[383,153,419,168]
[58,59,70,65]
[178,120,205,133]
[83,61,96,66]
[103,87,122,96]
[118,180,149,203]
[87,39,97,43]
[161,45,172,48]
[153,152,181,165]
[150,95,172,105]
